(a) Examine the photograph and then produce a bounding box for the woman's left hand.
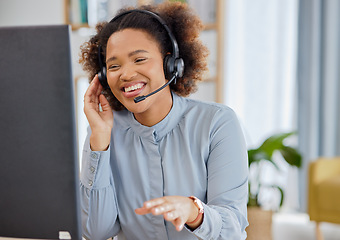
[135,196,201,231]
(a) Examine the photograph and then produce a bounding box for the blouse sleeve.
[191,108,249,240]
[80,127,121,240]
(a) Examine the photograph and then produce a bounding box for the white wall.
[0,0,64,27]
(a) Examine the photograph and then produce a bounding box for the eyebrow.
[106,49,149,63]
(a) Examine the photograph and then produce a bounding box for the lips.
[121,82,146,98]
[124,83,144,92]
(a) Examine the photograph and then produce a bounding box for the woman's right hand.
[84,75,113,151]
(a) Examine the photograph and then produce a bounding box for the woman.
[79,2,248,240]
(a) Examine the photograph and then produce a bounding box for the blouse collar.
[126,92,185,142]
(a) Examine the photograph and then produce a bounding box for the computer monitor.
[0,25,82,240]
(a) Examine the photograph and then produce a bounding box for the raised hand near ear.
[84,75,113,151]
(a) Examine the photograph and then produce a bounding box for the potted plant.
[246,132,302,240]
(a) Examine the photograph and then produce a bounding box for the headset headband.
[108,9,179,59]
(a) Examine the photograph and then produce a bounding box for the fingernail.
[145,202,151,208]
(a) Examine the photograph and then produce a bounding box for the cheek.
[106,77,121,98]
[148,61,166,80]
[106,73,119,87]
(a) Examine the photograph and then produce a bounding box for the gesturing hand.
[135,196,203,232]
[84,75,113,151]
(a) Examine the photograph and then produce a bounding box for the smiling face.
[105,28,173,126]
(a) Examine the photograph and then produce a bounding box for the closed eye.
[135,58,147,63]
[108,64,120,71]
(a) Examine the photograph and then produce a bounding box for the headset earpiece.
[98,65,109,89]
[164,54,184,82]
[97,45,110,89]
[175,58,184,78]
[164,54,175,80]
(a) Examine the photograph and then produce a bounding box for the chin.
[123,99,149,114]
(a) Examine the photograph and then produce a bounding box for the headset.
[97,9,185,103]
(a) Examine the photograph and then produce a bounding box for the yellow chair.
[308,157,340,240]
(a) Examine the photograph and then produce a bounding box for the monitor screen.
[0,25,82,240]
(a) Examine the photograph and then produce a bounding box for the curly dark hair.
[79,1,209,111]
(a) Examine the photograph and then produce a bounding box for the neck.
[134,90,173,127]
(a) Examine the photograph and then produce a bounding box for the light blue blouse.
[80,93,249,240]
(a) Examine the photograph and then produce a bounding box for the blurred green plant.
[247,132,302,209]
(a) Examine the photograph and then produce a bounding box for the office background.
[1,1,340,239]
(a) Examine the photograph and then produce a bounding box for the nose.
[119,64,137,81]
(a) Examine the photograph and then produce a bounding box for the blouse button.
[91,152,99,159]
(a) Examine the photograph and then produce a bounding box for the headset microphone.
[134,72,178,103]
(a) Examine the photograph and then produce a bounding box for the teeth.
[124,83,143,92]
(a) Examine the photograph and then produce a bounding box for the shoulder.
[172,95,241,138]
[176,96,245,147]
[179,96,238,123]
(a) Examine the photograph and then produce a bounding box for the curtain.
[297,0,340,211]
[223,0,299,209]
[224,0,298,147]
